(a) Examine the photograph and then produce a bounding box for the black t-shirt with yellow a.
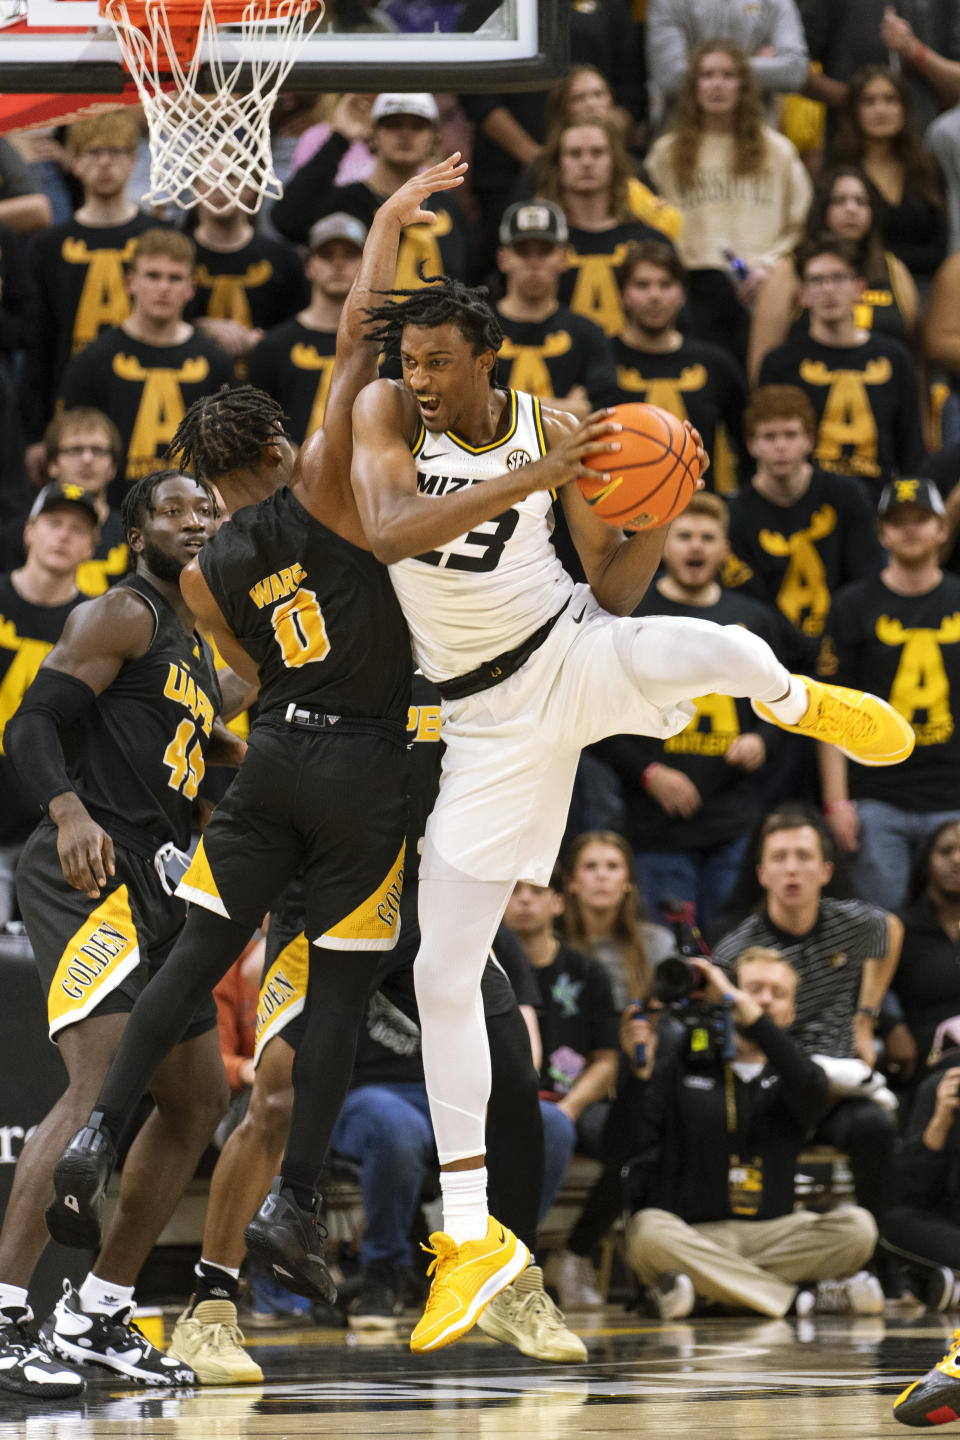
[77,510,129,598]
[613,334,747,493]
[247,320,336,446]
[819,572,960,808]
[59,325,235,492]
[497,305,618,409]
[559,220,672,337]
[724,469,883,668]
[758,332,925,495]
[0,572,87,844]
[311,181,470,288]
[189,233,308,332]
[23,213,158,442]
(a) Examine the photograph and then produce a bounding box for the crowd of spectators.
[4,0,960,1327]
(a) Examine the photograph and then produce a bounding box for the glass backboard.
[0,0,568,95]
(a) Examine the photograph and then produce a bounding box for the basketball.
[578,403,701,530]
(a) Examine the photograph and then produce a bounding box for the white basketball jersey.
[388,390,575,682]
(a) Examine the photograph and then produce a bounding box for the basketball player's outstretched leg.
[752,675,915,767]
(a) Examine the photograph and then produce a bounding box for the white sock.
[0,1283,29,1318]
[78,1272,135,1316]
[759,675,809,725]
[440,1167,489,1245]
[197,1257,241,1280]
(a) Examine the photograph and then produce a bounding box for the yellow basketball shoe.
[893,1331,960,1427]
[410,1217,530,1354]
[752,676,915,767]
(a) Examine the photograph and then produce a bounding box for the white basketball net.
[102,0,324,214]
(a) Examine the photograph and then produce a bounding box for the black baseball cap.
[29,482,99,527]
[498,201,569,248]
[877,477,945,518]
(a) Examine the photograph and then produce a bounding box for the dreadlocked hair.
[362,270,503,361]
[121,468,218,544]
[166,384,288,481]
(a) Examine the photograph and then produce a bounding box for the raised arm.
[294,152,467,540]
[350,382,622,565]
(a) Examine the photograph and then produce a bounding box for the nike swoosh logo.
[572,605,587,624]
[420,450,445,461]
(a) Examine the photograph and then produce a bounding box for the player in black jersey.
[165,671,585,1382]
[0,469,245,1397]
[49,156,470,1308]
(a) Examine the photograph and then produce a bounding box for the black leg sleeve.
[96,906,253,1141]
[485,1004,543,1258]
[280,944,382,1196]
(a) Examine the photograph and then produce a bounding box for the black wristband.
[4,666,96,812]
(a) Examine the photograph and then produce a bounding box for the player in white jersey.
[350,272,915,1354]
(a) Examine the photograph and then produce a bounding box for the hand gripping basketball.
[578,402,702,530]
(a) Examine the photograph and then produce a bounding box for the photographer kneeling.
[613,948,881,1319]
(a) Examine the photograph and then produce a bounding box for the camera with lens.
[651,897,736,1064]
[652,955,709,1005]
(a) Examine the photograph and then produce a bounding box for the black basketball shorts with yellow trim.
[175,719,409,946]
[253,871,421,1062]
[16,818,218,1043]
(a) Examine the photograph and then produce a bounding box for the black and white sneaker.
[244,1177,337,1304]
[927,1265,960,1312]
[42,1282,195,1387]
[0,1304,84,1398]
[47,1121,116,1250]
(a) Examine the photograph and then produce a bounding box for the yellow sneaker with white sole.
[410,1216,529,1354]
[752,676,915,767]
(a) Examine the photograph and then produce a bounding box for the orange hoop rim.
[99,0,319,31]
[99,0,322,70]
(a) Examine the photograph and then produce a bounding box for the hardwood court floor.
[0,1308,951,1439]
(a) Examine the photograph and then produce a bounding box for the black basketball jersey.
[199,486,411,724]
[61,574,222,850]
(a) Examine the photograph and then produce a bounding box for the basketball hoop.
[100,0,324,215]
